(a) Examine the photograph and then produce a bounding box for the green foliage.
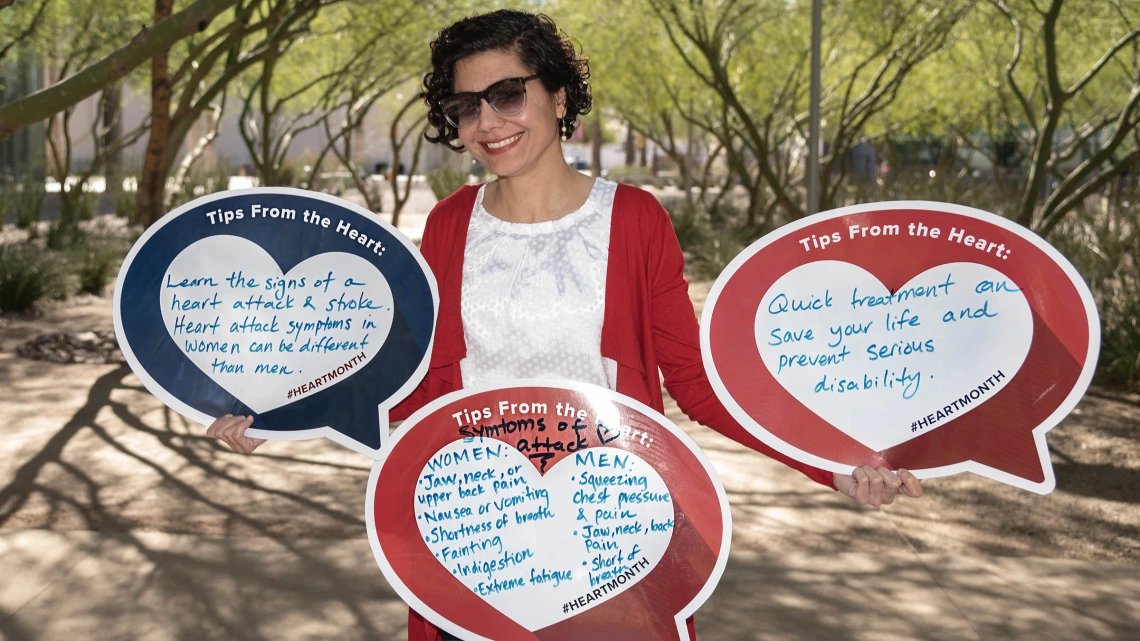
[662,197,762,280]
[1049,202,1140,390]
[115,183,141,227]
[602,165,676,188]
[0,242,66,313]
[426,163,468,201]
[59,188,98,223]
[69,242,121,296]
[1,171,47,230]
[844,171,1023,220]
[168,159,233,210]
[45,219,86,250]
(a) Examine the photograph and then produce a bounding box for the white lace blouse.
[459,177,619,390]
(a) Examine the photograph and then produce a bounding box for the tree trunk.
[624,123,635,166]
[43,57,63,179]
[746,181,761,228]
[391,125,426,228]
[684,99,694,204]
[102,84,123,195]
[139,0,175,227]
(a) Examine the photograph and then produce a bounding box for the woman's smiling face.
[452,49,565,178]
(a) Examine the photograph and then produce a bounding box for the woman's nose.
[476,97,506,132]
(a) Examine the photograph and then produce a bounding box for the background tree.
[235,0,425,189]
[136,0,338,226]
[0,0,241,140]
[24,0,150,236]
[561,0,723,205]
[0,0,49,66]
[978,0,1140,236]
[644,0,970,227]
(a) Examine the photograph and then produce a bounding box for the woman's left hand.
[833,465,923,506]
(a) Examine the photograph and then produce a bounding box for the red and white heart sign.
[700,201,1099,494]
[366,381,731,641]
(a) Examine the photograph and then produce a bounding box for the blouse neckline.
[472,177,608,235]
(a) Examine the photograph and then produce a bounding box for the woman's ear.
[555,87,567,120]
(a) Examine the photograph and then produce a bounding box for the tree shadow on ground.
[0,365,400,640]
[701,549,1140,641]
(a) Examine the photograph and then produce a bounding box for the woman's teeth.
[487,133,522,149]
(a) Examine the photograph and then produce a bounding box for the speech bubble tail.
[674,615,695,641]
[966,429,1056,494]
[376,405,391,458]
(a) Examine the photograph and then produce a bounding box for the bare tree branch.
[1065,25,1140,97]
[991,0,1041,135]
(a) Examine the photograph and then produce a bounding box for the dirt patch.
[16,330,123,364]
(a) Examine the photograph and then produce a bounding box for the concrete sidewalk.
[2,529,1137,640]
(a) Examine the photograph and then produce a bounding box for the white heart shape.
[755,261,1032,451]
[160,235,394,413]
[415,441,675,631]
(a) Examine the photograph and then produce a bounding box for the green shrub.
[59,188,98,223]
[0,244,67,313]
[603,165,653,183]
[71,244,122,295]
[664,197,707,250]
[13,171,46,230]
[663,198,760,280]
[427,164,468,201]
[114,184,141,226]
[844,170,1020,219]
[1099,279,1140,389]
[1050,203,1140,390]
[0,179,10,226]
[45,219,87,250]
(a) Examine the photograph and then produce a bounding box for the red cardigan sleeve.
[390,199,450,423]
[643,200,836,490]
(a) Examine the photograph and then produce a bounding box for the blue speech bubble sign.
[113,188,437,459]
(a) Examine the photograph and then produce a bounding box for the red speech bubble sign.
[365,381,731,640]
[700,201,1099,494]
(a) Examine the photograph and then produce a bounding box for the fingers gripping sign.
[205,414,262,454]
[833,465,922,507]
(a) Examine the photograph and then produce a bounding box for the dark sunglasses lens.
[487,80,527,115]
[442,97,479,127]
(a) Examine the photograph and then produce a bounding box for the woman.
[208,9,922,640]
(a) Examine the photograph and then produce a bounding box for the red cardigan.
[391,183,835,641]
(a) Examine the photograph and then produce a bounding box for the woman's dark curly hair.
[422,10,592,152]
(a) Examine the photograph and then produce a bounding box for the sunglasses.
[440,74,541,129]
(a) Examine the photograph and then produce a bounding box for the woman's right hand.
[205,414,265,454]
